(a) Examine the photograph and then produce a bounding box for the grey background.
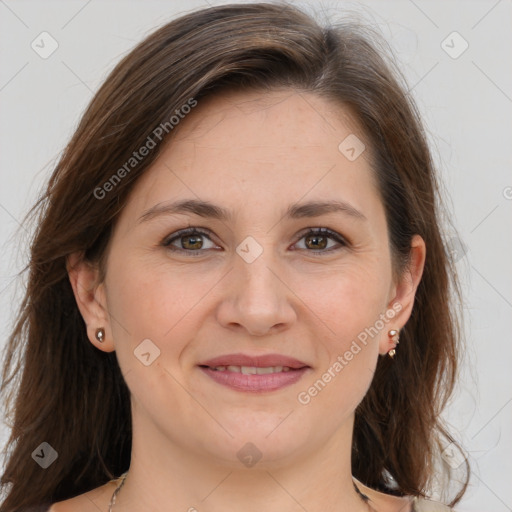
[1,1,511,510]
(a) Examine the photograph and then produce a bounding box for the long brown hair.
[0,3,469,509]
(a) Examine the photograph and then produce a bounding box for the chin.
[204,424,311,469]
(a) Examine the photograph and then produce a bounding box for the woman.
[0,3,469,511]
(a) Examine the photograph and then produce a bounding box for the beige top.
[411,496,454,511]
[353,477,455,511]
[43,496,454,511]
[43,475,455,512]
[45,496,454,511]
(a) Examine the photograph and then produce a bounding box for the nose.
[215,249,297,336]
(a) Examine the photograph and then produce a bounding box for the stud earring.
[388,329,399,358]
[95,327,105,343]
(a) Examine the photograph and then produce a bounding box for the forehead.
[173,88,365,156]
[119,88,380,226]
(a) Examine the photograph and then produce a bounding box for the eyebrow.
[137,198,367,224]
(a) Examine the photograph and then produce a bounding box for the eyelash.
[161,227,349,256]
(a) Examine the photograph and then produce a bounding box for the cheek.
[105,259,213,432]
[294,262,389,411]
[301,259,391,343]
[104,257,206,391]
[106,254,217,339]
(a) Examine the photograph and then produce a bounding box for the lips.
[199,353,309,369]
[198,353,311,393]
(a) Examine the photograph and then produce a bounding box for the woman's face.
[72,89,423,468]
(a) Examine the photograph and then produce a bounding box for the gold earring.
[388,329,399,358]
[95,327,105,343]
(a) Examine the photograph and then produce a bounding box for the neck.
[114,408,372,512]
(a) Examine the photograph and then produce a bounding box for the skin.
[62,89,425,512]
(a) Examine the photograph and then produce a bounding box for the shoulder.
[354,478,453,512]
[354,478,414,512]
[49,479,119,512]
[46,477,453,512]
[411,496,454,511]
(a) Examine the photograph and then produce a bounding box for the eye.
[161,226,348,256]
[293,228,348,254]
[162,227,219,254]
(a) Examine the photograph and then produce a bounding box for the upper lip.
[199,353,310,369]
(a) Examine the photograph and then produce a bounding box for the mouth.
[198,353,311,393]
[204,364,298,374]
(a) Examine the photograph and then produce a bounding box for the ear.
[66,251,115,353]
[380,234,426,355]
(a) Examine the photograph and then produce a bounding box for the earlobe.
[66,252,114,352]
[383,329,400,358]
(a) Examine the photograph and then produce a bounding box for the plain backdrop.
[0,1,511,510]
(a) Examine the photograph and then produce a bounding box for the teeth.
[212,365,292,374]
[256,366,279,375]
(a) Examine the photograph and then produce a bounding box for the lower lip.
[199,366,309,392]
